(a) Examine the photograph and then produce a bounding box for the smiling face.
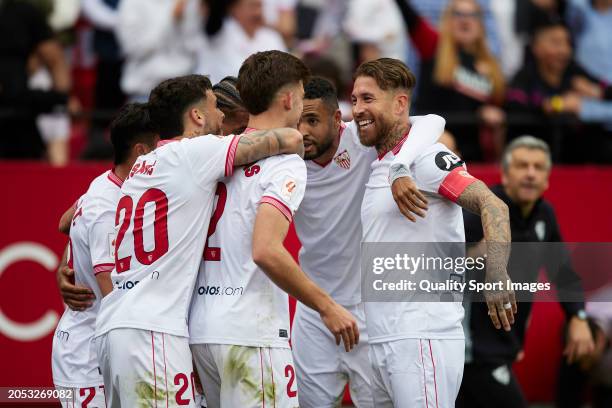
[298,98,340,160]
[502,147,550,205]
[351,76,398,147]
[532,25,572,75]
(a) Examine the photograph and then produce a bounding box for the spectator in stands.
[212,76,248,135]
[0,0,74,160]
[81,0,126,160]
[395,0,507,162]
[505,19,612,162]
[116,0,204,101]
[343,0,408,62]
[459,136,594,408]
[400,0,500,73]
[567,0,612,86]
[26,0,80,166]
[198,0,286,84]
[263,0,297,47]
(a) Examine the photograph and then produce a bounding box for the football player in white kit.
[354,58,516,407]
[189,51,359,408]
[93,74,305,408]
[292,77,445,407]
[52,103,159,407]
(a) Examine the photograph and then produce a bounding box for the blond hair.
[434,0,505,104]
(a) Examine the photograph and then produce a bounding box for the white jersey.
[294,118,443,306]
[361,142,477,342]
[293,121,376,306]
[189,153,306,348]
[95,135,240,338]
[52,170,123,387]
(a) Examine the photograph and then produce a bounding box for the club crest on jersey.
[333,149,351,169]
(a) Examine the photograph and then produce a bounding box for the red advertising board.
[1,162,611,403]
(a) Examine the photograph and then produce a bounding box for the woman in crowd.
[395,0,507,161]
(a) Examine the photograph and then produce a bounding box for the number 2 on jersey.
[115,188,169,272]
[204,183,227,261]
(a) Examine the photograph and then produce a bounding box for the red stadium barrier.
[1,162,611,403]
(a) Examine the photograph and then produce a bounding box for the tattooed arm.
[234,128,304,166]
[457,180,516,331]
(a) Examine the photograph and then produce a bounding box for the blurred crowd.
[0,0,611,165]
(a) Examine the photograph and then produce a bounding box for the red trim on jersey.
[162,334,169,408]
[268,349,276,407]
[260,196,292,222]
[312,123,346,168]
[151,332,158,408]
[93,263,114,276]
[107,170,124,188]
[244,127,258,134]
[224,134,240,177]
[157,139,178,148]
[438,167,477,202]
[101,384,107,407]
[420,339,429,408]
[259,348,265,408]
[428,340,439,408]
[377,130,410,160]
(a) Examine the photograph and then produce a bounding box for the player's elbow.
[252,240,278,270]
[252,244,271,269]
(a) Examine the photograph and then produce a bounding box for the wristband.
[389,163,411,185]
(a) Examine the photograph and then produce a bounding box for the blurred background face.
[230,0,264,34]
[532,26,572,73]
[448,0,483,48]
[502,147,551,205]
[299,98,338,160]
[351,76,396,147]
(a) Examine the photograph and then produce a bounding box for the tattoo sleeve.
[457,181,511,280]
[234,128,304,166]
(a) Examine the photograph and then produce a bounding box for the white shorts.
[95,328,198,408]
[56,385,106,408]
[369,338,465,408]
[191,343,298,408]
[291,303,374,408]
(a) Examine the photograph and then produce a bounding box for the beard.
[357,114,394,148]
[304,134,335,160]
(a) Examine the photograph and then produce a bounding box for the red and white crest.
[333,150,351,169]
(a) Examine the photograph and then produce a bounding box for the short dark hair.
[354,58,416,92]
[531,16,570,43]
[148,75,213,139]
[304,76,339,112]
[237,50,310,115]
[110,103,158,165]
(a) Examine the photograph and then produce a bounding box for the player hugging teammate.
[55,52,515,408]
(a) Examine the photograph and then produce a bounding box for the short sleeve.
[183,134,241,187]
[88,207,117,276]
[412,145,478,202]
[259,155,307,222]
